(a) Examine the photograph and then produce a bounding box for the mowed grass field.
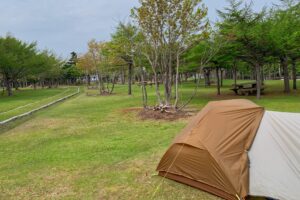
[0,80,299,200]
[0,87,78,121]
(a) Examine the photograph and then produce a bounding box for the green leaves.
[0,35,63,95]
[268,1,300,58]
[110,22,138,64]
[0,35,37,78]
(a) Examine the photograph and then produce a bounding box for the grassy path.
[0,81,299,199]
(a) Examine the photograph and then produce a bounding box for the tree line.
[0,35,81,96]
[78,0,299,110]
[192,0,300,99]
[1,0,299,109]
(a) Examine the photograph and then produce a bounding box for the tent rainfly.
[156,99,300,200]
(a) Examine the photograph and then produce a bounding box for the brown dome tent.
[157,99,264,200]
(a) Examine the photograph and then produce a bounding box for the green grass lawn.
[0,87,78,121]
[0,80,299,200]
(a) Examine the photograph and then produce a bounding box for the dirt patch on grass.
[121,107,197,121]
[138,109,193,121]
[139,109,197,121]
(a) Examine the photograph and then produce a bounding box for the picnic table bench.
[231,82,265,96]
[136,81,156,86]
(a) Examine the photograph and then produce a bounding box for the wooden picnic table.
[231,82,265,96]
[136,81,155,86]
[136,81,160,87]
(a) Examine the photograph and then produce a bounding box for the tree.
[267,0,300,92]
[217,0,270,99]
[62,52,81,84]
[87,39,106,94]
[181,34,227,99]
[132,0,208,109]
[0,35,37,96]
[77,53,95,86]
[110,22,139,95]
[100,41,126,94]
[26,50,62,89]
[85,40,122,95]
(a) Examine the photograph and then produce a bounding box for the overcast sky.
[0,0,279,59]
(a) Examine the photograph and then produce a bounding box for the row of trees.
[78,0,299,110]
[184,0,300,99]
[4,0,297,105]
[0,35,81,96]
[77,23,144,96]
[78,0,209,109]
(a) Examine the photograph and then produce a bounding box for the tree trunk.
[174,54,180,108]
[164,56,172,107]
[233,64,237,87]
[278,65,281,78]
[128,62,132,95]
[153,72,162,106]
[261,66,265,85]
[204,69,211,87]
[4,76,13,96]
[87,74,91,86]
[216,67,221,95]
[95,68,102,95]
[140,68,148,108]
[292,58,297,90]
[255,64,261,99]
[164,73,170,106]
[184,73,188,82]
[110,75,116,94]
[220,69,223,87]
[207,70,211,86]
[281,56,290,93]
[14,81,19,90]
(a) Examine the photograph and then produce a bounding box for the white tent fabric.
[249,111,300,200]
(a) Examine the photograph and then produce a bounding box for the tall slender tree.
[110,22,139,95]
[217,0,270,99]
[132,0,208,108]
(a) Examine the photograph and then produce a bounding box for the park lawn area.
[0,80,299,200]
[0,87,79,121]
